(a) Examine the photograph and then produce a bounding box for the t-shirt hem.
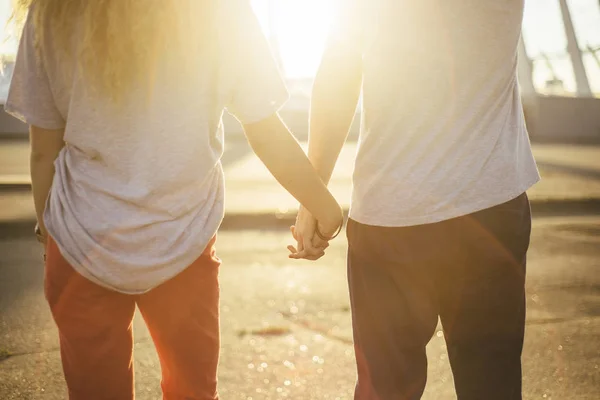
[349,176,540,228]
[46,224,220,295]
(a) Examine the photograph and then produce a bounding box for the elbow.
[30,151,46,164]
[29,126,66,164]
[316,53,362,85]
[243,113,284,151]
[313,65,362,109]
[30,148,60,165]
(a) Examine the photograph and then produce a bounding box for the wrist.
[321,206,344,227]
[316,203,341,227]
[320,205,344,232]
[316,214,344,241]
[35,223,47,244]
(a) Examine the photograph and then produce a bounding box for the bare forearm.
[308,56,362,184]
[30,155,58,234]
[245,115,342,227]
[29,126,65,236]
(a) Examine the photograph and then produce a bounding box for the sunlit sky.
[256,0,600,92]
[1,0,600,92]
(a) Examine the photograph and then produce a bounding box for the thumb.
[290,225,298,241]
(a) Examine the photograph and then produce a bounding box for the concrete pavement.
[2,139,600,227]
[1,217,599,399]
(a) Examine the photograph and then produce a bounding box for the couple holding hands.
[7,0,538,399]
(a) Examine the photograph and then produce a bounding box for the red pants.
[44,236,221,400]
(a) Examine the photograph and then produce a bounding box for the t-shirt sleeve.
[219,0,289,125]
[4,12,65,130]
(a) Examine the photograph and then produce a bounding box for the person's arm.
[288,46,363,260]
[289,1,365,259]
[217,0,345,243]
[4,10,66,243]
[307,44,363,185]
[308,0,366,183]
[30,126,65,239]
[243,114,343,233]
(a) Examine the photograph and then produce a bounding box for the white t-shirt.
[6,0,289,294]
[333,0,540,227]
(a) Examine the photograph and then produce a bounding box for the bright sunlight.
[251,0,335,78]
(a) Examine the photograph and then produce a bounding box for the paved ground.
[0,215,599,400]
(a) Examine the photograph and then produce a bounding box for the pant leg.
[44,236,137,400]
[347,219,444,400]
[436,193,531,400]
[136,236,220,400]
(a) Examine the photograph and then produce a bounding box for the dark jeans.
[347,193,531,400]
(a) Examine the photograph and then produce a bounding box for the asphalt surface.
[0,215,599,399]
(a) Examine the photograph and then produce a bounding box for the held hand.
[35,223,48,261]
[287,206,330,261]
[35,223,48,245]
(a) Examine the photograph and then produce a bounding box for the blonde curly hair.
[12,0,214,102]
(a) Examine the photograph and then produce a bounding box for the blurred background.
[0,1,599,399]
[1,0,600,139]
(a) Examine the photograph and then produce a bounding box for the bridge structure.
[515,0,600,141]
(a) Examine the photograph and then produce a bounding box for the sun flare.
[252,0,335,78]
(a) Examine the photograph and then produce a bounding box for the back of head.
[13,0,215,103]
